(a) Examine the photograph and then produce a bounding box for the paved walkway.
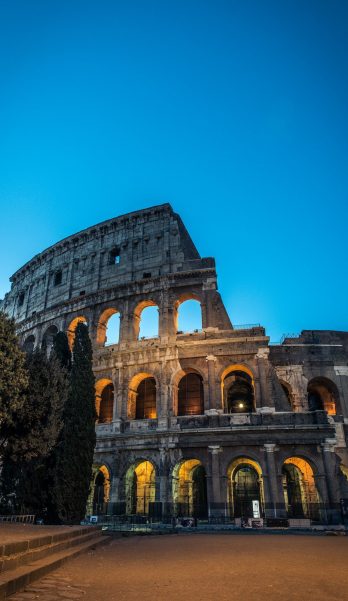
[8,533,348,601]
[0,524,78,545]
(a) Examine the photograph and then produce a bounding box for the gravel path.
[9,533,348,601]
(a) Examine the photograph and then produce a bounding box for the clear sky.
[0,0,347,342]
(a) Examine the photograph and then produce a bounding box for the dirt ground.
[10,533,348,601]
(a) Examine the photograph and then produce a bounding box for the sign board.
[252,500,260,518]
[90,515,98,524]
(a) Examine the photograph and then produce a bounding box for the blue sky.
[0,0,347,342]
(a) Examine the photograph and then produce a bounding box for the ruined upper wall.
[0,204,215,322]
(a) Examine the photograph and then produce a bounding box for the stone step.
[0,531,110,599]
[0,528,100,574]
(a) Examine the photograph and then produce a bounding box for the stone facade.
[1,204,348,523]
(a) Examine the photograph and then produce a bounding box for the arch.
[282,457,320,519]
[67,316,88,349]
[128,373,157,419]
[125,460,156,515]
[307,377,340,415]
[227,458,264,519]
[95,379,114,423]
[175,297,203,333]
[279,380,293,409]
[177,371,204,416]
[92,465,111,514]
[134,300,159,340]
[172,459,207,518]
[42,325,59,352]
[96,308,120,346]
[221,365,255,413]
[23,334,35,354]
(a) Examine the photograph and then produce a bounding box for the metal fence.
[0,514,36,524]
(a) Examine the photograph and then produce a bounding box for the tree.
[0,311,28,454]
[0,344,68,515]
[53,323,96,524]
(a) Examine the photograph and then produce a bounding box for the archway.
[176,298,202,333]
[97,308,120,346]
[128,373,157,419]
[282,457,320,519]
[125,461,156,515]
[172,460,208,518]
[307,378,340,414]
[42,325,58,353]
[67,316,88,349]
[92,465,110,514]
[178,372,204,416]
[228,458,264,519]
[222,366,255,413]
[23,334,35,354]
[280,381,293,409]
[134,301,159,340]
[95,379,114,422]
[96,381,114,423]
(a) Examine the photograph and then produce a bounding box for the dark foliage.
[53,323,96,524]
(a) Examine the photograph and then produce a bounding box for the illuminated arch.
[221,365,255,413]
[177,371,204,416]
[96,308,120,346]
[95,378,114,423]
[307,377,341,415]
[125,460,156,515]
[172,459,207,518]
[67,316,88,349]
[128,372,157,419]
[282,457,320,519]
[92,464,111,514]
[227,457,264,518]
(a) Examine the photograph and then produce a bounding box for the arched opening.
[23,335,35,354]
[222,367,255,413]
[136,377,157,419]
[128,373,157,420]
[282,457,320,519]
[96,382,114,423]
[228,458,264,519]
[172,460,207,518]
[176,299,202,333]
[136,302,159,340]
[178,372,204,416]
[280,381,293,408]
[42,325,59,353]
[307,377,340,414]
[67,316,88,349]
[97,308,120,346]
[92,465,110,514]
[125,461,156,515]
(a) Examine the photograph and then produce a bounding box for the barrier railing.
[0,514,36,524]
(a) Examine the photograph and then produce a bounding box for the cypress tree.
[0,311,28,454]
[53,323,96,524]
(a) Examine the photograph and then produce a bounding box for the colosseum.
[1,203,348,526]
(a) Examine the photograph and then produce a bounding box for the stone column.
[112,365,123,432]
[206,355,218,411]
[208,445,223,516]
[263,444,285,518]
[256,348,273,410]
[321,439,341,524]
